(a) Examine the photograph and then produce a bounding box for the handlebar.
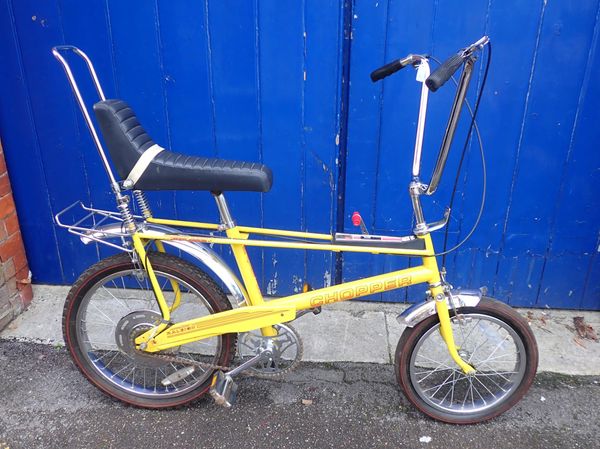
[370,36,489,91]
[425,53,465,92]
[370,54,423,82]
[426,36,490,92]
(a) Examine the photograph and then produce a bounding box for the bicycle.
[51,36,538,424]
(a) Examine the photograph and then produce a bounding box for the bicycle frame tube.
[134,233,438,349]
[131,224,474,374]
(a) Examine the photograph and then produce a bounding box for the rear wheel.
[395,297,538,424]
[63,252,236,408]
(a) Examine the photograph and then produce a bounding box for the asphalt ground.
[0,340,598,449]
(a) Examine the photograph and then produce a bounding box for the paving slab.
[1,285,599,376]
[293,308,390,363]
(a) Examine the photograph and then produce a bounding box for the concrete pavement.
[1,284,599,375]
[0,340,598,449]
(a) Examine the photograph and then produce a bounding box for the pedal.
[161,366,195,387]
[209,371,238,408]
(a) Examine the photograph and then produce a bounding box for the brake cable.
[428,42,492,260]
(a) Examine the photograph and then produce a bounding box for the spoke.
[462,377,473,407]
[101,286,132,312]
[470,377,487,405]
[474,366,516,382]
[459,318,482,348]
[132,274,150,299]
[424,371,456,397]
[478,334,510,365]
[89,302,117,325]
[415,354,454,371]
[82,318,115,327]
[414,367,453,376]
[111,362,133,379]
[103,351,121,369]
[416,366,453,384]
[473,375,498,401]
[453,314,469,348]
[477,371,508,392]
[183,353,206,373]
[87,341,119,350]
[158,367,178,391]
[92,350,116,363]
[450,370,456,404]
[475,350,518,365]
[467,332,490,363]
[475,370,518,377]
[440,371,455,404]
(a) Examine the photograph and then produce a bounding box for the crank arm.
[209,349,274,408]
[228,349,273,378]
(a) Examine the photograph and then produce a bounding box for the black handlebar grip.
[370,58,407,83]
[425,52,465,92]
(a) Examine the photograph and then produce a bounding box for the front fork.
[432,288,475,374]
[422,236,475,375]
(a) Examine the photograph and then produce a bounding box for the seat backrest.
[93,99,155,180]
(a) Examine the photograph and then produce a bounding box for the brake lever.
[461,36,490,58]
[426,207,451,232]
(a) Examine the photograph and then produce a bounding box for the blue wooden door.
[0,0,598,309]
[343,0,600,309]
[0,0,342,296]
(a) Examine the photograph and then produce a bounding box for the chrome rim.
[75,269,222,398]
[409,313,526,416]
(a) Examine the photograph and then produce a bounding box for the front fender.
[80,222,249,305]
[398,289,483,327]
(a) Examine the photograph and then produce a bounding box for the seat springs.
[117,198,136,233]
[133,190,152,219]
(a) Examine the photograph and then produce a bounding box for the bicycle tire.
[395,297,538,424]
[63,252,236,408]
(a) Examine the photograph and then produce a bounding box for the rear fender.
[80,222,249,305]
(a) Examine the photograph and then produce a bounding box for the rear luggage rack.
[54,201,140,252]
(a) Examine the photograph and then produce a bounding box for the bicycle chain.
[142,325,303,380]
[146,349,300,380]
[149,352,233,373]
[151,352,301,380]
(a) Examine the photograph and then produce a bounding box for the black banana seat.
[93,99,272,192]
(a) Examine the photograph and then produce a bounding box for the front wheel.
[395,297,538,424]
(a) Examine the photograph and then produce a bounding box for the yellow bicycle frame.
[133,215,475,374]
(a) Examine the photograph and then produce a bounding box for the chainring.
[237,324,303,379]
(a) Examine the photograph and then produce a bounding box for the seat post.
[213,193,235,229]
[212,193,276,336]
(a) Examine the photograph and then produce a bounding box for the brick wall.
[0,142,32,330]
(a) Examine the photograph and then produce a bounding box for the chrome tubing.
[51,46,118,190]
[411,58,431,179]
[214,193,235,229]
[425,57,475,195]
